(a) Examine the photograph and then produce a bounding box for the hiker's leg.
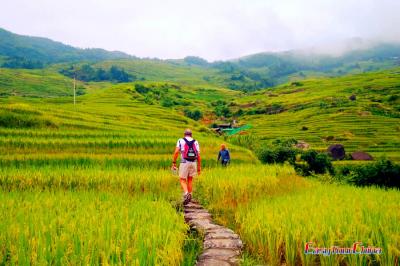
[180,178,188,193]
[187,176,193,193]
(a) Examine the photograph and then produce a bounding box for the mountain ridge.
[0,27,133,65]
[1,27,400,91]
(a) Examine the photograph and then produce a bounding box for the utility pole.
[73,66,76,105]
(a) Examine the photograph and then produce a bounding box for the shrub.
[257,146,297,164]
[387,94,399,102]
[234,109,244,117]
[275,146,297,164]
[338,159,400,188]
[144,95,154,105]
[160,97,175,107]
[257,146,277,164]
[291,81,303,86]
[298,150,334,175]
[135,84,150,94]
[198,126,209,133]
[214,105,231,118]
[272,138,297,147]
[183,109,203,121]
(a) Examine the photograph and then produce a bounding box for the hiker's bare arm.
[197,154,201,174]
[172,147,180,165]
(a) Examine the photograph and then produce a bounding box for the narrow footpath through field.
[184,200,243,266]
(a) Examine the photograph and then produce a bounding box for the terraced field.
[232,68,400,161]
[0,65,399,265]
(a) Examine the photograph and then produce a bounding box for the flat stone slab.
[185,212,212,221]
[198,248,240,261]
[206,227,235,234]
[185,202,203,209]
[196,258,231,266]
[204,238,243,249]
[184,208,210,213]
[205,231,239,240]
[189,219,219,231]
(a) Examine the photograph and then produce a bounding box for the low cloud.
[1,0,399,60]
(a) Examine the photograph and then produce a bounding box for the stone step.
[189,219,219,231]
[184,212,212,221]
[205,230,238,239]
[196,258,231,266]
[184,208,210,214]
[204,238,243,249]
[183,199,243,266]
[185,202,202,209]
[198,248,240,265]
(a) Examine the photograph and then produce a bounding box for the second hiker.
[172,129,201,205]
[218,144,230,167]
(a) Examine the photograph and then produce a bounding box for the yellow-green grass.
[0,68,78,97]
[0,167,181,196]
[195,165,400,265]
[0,191,187,265]
[237,184,400,266]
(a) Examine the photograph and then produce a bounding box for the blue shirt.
[218,149,230,161]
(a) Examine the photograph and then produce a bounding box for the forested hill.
[0,28,132,67]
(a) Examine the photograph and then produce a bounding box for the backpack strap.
[183,138,196,147]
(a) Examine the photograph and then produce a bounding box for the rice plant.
[0,191,188,265]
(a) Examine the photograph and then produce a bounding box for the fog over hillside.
[1,0,400,60]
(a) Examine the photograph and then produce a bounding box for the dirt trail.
[184,200,243,266]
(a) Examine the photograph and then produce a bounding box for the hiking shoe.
[183,193,190,205]
[187,193,192,203]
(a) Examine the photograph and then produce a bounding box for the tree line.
[59,64,136,83]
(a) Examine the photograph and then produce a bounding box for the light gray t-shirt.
[176,137,200,163]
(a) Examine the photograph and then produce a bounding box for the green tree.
[184,109,203,121]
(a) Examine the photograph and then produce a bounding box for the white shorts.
[179,162,197,179]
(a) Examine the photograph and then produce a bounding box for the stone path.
[184,200,243,266]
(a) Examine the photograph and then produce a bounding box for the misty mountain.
[0,28,133,68]
[231,43,400,69]
[206,43,400,91]
[1,27,400,91]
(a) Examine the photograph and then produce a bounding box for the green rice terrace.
[0,61,399,265]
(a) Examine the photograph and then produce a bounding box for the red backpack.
[183,138,198,161]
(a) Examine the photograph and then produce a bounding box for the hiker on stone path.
[172,129,201,205]
[217,144,230,167]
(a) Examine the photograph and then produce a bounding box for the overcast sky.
[1,0,400,61]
